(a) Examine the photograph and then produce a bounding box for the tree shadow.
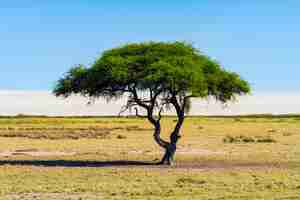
[0,160,156,168]
[0,159,290,170]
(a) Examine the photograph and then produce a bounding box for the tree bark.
[153,122,168,149]
[156,110,184,165]
[151,120,177,165]
[159,139,177,165]
[158,122,183,165]
[157,96,186,165]
[131,86,187,166]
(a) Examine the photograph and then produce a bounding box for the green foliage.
[53,41,250,106]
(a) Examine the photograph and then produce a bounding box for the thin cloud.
[0,90,299,116]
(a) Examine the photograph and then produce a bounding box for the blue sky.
[1,0,300,92]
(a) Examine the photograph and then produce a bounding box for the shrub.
[223,135,276,143]
[176,178,206,185]
[116,134,127,139]
[256,136,276,143]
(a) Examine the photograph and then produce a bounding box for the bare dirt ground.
[0,157,282,172]
[5,193,103,200]
[0,147,224,158]
[0,148,283,171]
[128,148,226,156]
[168,160,284,171]
[0,149,76,157]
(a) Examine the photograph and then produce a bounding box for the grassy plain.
[0,116,300,199]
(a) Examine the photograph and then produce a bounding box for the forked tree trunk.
[153,115,184,166]
[146,95,187,166]
[159,138,177,165]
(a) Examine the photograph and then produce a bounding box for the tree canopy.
[54,41,250,165]
[54,42,249,103]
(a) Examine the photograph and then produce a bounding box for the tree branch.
[134,107,145,118]
[130,85,150,110]
[157,107,163,122]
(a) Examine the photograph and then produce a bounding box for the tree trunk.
[147,95,186,166]
[158,130,181,166]
[153,122,168,149]
[151,122,177,165]
[152,109,184,166]
[157,101,185,166]
[160,143,177,165]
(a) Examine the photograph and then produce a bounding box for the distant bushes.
[116,134,127,139]
[176,178,206,185]
[223,135,276,143]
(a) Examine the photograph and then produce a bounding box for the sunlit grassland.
[0,116,300,199]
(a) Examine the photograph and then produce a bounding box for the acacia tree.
[53,41,250,165]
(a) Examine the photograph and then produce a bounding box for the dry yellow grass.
[0,116,299,199]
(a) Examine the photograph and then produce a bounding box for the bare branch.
[118,101,137,116]
[182,95,193,111]
[157,107,163,121]
[150,88,153,99]
[118,106,129,116]
[134,107,145,118]
[130,85,150,110]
